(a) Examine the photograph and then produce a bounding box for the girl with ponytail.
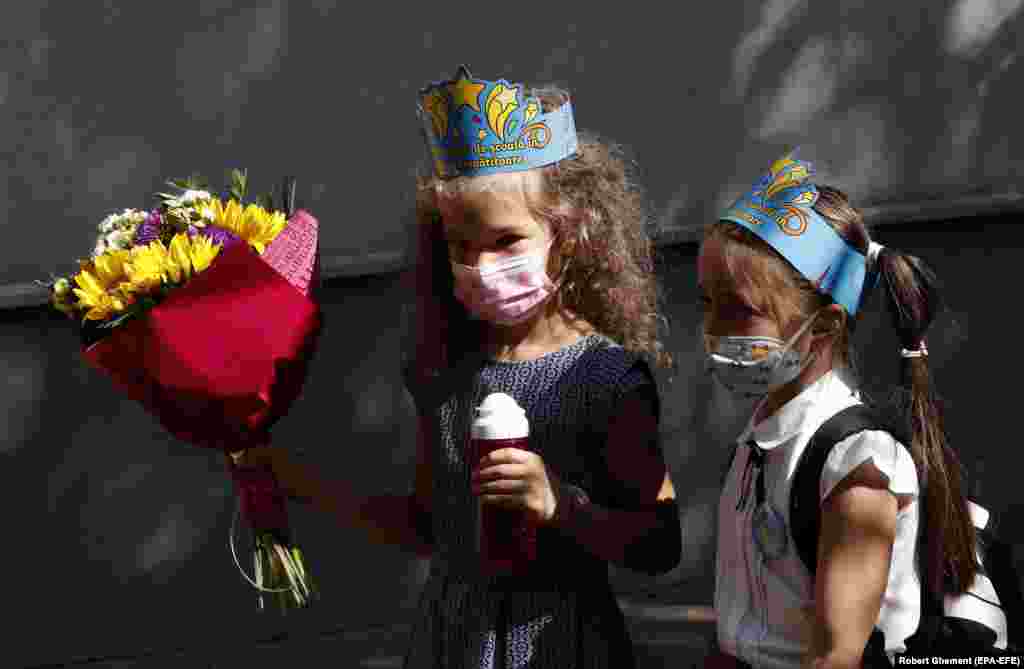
[699,154,980,669]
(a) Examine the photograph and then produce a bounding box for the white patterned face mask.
[705,312,820,400]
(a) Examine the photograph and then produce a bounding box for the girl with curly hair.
[236,68,681,668]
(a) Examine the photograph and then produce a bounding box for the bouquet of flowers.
[47,169,321,611]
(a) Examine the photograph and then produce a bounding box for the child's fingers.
[471,463,528,483]
[473,479,529,495]
[479,493,528,509]
[477,448,532,468]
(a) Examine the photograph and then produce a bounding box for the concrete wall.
[2,0,1023,290]
[5,214,1023,667]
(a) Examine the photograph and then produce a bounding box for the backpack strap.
[789,403,906,576]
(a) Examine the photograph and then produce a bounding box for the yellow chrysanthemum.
[122,234,221,296]
[72,249,132,321]
[208,198,240,229]
[123,240,170,295]
[91,249,131,286]
[188,234,221,273]
[209,198,286,254]
[167,233,194,283]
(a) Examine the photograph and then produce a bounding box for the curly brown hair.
[705,185,977,602]
[406,83,672,381]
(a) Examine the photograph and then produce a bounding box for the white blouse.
[715,369,921,669]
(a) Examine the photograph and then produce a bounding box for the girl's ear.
[812,304,846,339]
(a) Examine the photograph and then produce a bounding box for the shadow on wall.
[2,2,1023,285]
[665,0,1024,234]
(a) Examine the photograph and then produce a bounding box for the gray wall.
[2,1,1023,288]
[4,215,1022,666]
[3,0,1023,664]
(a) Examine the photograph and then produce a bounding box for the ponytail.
[874,245,977,598]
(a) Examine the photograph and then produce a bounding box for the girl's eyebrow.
[469,221,531,239]
[489,225,527,236]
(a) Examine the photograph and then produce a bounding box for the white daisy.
[181,189,211,205]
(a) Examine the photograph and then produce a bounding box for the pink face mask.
[451,240,564,326]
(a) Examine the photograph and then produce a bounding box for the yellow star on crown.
[447,66,485,112]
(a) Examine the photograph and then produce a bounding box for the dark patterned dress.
[401,333,656,668]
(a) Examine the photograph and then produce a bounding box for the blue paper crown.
[719,152,878,316]
[417,65,578,178]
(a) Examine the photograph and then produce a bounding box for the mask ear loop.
[525,238,572,319]
[782,310,822,351]
[551,249,572,290]
[773,310,824,376]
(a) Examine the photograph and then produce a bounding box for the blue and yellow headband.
[719,153,878,316]
[417,65,578,178]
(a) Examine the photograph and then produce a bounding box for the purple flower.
[133,210,163,247]
[190,225,242,249]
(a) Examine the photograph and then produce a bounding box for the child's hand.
[229,446,281,471]
[471,449,559,526]
[228,446,303,501]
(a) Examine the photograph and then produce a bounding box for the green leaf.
[228,168,248,204]
[257,193,274,211]
[99,309,137,329]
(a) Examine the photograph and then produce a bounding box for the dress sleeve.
[613,356,660,423]
[819,430,919,504]
[598,351,665,503]
[606,354,680,574]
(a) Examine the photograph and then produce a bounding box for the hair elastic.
[900,341,928,358]
[866,240,885,269]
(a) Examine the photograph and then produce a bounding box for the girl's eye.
[496,235,521,247]
[723,303,753,318]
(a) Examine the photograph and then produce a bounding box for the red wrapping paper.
[81,211,322,536]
